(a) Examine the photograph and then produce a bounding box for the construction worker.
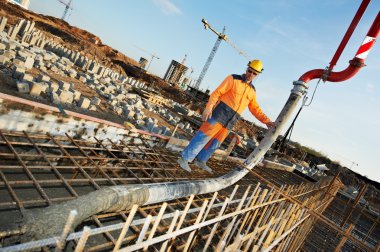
[177,60,275,173]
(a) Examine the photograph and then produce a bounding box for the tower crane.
[58,0,73,21]
[194,18,251,89]
[133,45,160,71]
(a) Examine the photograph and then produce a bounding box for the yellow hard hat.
[248,60,263,73]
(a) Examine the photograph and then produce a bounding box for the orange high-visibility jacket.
[205,74,271,125]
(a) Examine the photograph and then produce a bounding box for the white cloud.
[366,83,375,93]
[152,0,182,15]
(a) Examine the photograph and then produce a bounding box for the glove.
[202,108,212,122]
[266,121,276,129]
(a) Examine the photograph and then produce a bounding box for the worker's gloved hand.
[202,108,212,122]
[266,121,276,129]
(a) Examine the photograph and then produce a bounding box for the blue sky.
[29,1,379,181]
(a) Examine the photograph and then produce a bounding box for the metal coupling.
[291,80,308,96]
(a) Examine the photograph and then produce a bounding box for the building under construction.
[163,59,189,85]
[0,0,380,251]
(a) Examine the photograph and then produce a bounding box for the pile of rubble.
[0,16,199,138]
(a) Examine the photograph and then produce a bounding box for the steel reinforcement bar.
[2,177,339,252]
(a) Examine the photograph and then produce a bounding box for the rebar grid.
[2,178,335,252]
[0,129,309,249]
[1,129,377,251]
[302,193,380,251]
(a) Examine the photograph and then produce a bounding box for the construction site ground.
[0,1,379,251]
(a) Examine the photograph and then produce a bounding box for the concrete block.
[72,90,81,101]
[114,106,123,115]
[49,82,59,93]
[79,76,86,82]
[0,55,10,64]
[115,94,125,101]
[30,82,48,96]
[24,57,34,69]
[67,69,77,78]
[17,81,30,93]
[0,17,7,33]
[89,105,97,111]
[17,49,33,59]
[43,52,53,61]
[0,43,5,50]
[124,108,135,119]
[134,113,144,120]
[13,58,25,67]
[6,42,16,50]
[58,81,70,91]
[3,50,15,59]
[21,73,34,82]
[12,65,25,80]
[91,97,101,106]
[78,97,90,109]
[36,74,50,82]
[178,123,185,129]
[56,90,74,104]
[125,93,137,99]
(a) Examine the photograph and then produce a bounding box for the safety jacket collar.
[241,74,255,90]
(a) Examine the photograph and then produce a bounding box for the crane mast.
[194,18,249,90]
[194,25,225,89]
[58,0,73,21]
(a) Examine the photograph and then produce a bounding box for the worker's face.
[245,67,259,82]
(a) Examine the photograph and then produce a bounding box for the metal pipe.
[328,0,371,71]
[300,10,380,83]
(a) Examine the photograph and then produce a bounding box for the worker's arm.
[248,94,274,128]
[202,75,233,121]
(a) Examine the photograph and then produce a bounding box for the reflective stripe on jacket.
[205,74,271,125]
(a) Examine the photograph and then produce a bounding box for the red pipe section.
[299,11,380,83]
[328,0,371,71]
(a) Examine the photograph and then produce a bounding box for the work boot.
[194,159,213,173]
[177,157,192,172]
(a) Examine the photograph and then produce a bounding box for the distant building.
[7,0,30,9]
[139,57,148,69]
[164,60,189,85]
